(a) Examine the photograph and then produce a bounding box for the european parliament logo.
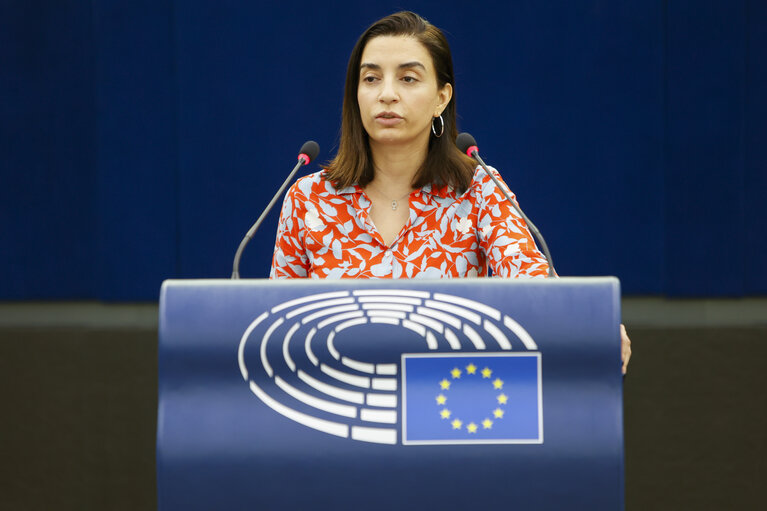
[238,289,544,446]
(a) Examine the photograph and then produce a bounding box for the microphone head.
[455,132,478,156]
[298,140,320,164]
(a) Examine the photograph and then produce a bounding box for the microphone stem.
[471,150,557,278]
[231,157,307,279]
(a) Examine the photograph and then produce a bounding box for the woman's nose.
[378,78,398,103]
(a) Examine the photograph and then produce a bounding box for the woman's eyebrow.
[360,61,426,71]
[398,61,425,71]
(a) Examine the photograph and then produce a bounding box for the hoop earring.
[431,115,444,138]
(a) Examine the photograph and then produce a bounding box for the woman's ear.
[436,83,453,115]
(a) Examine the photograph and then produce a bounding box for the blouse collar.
[334,181,455,199]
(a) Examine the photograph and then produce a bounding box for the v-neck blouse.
[270,166,550,279]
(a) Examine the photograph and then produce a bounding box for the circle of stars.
[435,363,507,434]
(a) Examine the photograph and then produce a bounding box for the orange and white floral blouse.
[270,166,550,279]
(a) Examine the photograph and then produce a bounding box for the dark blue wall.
[1,1,97,298]
[1,1,765,300]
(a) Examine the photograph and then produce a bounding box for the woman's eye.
[402,76,418,83]
[362,76,378,83]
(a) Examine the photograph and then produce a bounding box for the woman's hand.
[621,323,632,374]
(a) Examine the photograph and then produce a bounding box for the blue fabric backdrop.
[1,1,764,299]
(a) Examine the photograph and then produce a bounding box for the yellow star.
[493,378,504,389]
[440,409,451,419]
[450,367,462,379]
[482,418,493,429]
[439,379,451,390]
[467,422,478,434]
[497,393,508,405]
[466,363,477,375]
[451,419,463,430]
[493,408,505,419]
[436,394,447,405]
[481,367,492,378]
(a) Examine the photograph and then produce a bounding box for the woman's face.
[357,35,452,150]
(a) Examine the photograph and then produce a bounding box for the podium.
[158,277,624,510]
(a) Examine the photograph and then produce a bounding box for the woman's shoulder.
[469,164,502,182]
[465,164,509,192]
[456,164,520,208]
[288,170,341,199]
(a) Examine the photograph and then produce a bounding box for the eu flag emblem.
[402,353,542,444]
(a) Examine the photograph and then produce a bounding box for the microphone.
[231,140,320,279]
[297,140,320,166]
[456,133,556,277]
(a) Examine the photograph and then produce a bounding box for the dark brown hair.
[323,11,475,192]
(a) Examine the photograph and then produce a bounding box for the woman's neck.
[368,140,428,193]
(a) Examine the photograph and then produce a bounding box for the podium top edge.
[161,276,620,289]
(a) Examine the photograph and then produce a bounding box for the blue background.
[2,1,765,300]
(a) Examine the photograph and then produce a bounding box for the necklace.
[369,184,412,211]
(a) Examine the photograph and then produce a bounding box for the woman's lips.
[375,113,403,126]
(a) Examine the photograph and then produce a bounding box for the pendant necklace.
[369,184,412,211]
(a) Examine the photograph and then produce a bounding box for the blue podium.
[158,277,624,510]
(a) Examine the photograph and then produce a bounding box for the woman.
[270,11,631,372]
[271,11,548,280]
